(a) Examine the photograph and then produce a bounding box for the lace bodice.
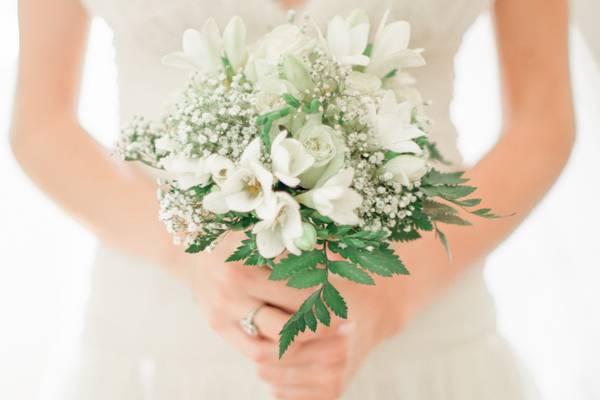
[81,0,492,165]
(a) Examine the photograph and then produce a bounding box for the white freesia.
[206,154,234,188]
[160,155,211,190]
[244,24,315,82]
[271,131,315,187]
[368,90,424,154]
[383,155,428,187]
[297,169,362,225]
[202,139,273,214]
[319,11,370,66]
[366,10,425,78]
[222,16,248,71]
[295,123,346,188]
[253,192,303,258]
[162,16,247,73]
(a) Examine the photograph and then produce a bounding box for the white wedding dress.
[44,0,540,399]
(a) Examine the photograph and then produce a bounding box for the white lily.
[366,10,425,78]
[271,131,315,187]
[162,16,247,73]
[160,155,211,190]
[368,90,424,154]
[202,139,273,214]
[297,168,362,226]
[383,155,428,188]
[253,192,303,258]
[314,11,370,66]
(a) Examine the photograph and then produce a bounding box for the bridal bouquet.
[117,9,497,357]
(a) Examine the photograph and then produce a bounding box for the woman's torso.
[60,1,540,399]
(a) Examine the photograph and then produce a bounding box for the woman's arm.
[383,0,575,331]
[10,0,193,278]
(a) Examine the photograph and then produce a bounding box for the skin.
[11,0,574,399]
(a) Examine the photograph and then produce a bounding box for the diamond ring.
[240,304,265,337]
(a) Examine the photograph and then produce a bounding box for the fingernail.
[337,321,356,335]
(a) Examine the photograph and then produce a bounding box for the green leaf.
[269,250,323,280]
[314,297,331,326]
[331,243,408,276]
[430,213,472,226]
[304,311,318,332]
[422,170,468,186]
[287,269,327,289]
[422,199,458,216]
[328,261,375,285]
[226,239,254,262]
[279,321,301,358]
[322,282,348,318]
[281,93,301,108]
[450,198,482,207]
[425,142,451,165]
[435,227,452,261]
[389,228,421,242]
[421,185,477,200]
[471,208,502,219]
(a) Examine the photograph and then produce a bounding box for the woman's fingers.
[219,324,279,363]
[227,298,291,341]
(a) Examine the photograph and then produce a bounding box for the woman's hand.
[235,265,398,400]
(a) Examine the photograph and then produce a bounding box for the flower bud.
[293,222,318,251]
[282,54,314,93]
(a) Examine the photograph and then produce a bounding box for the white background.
[1,1,599,399]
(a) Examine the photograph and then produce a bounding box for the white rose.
[254,79,300,114]
[383,155,428,187]
[346,71,382,94]
[295,123,346,189]
[244,24,315,83]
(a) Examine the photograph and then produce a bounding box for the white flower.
[366,10,425,78]
[206,154,234,187]
[244,24,315,83]
[160,155,211,190]
[202,139,273,214]
[368,90,424,154]
[382,72,423,106]
[297,169,362,225]
[154,137,178,152]
[346,71,382,94]
[295,123,346,189]
[271,131,315,187]
[281,54,314,93]
[319,11,370,66]
[255,79,300,114]
[222,16,248,71]
[253,192,303,258]
[383,155,428,187]
[162,16,247,73]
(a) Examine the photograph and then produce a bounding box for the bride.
[11,0,574,399]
